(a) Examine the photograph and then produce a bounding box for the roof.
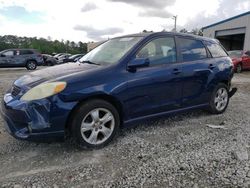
[114,31,217,42]
[202,11,250,30]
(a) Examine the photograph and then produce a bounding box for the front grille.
[11,85,21,96]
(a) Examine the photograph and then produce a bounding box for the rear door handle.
[172,68,182,75]
[209,64,216,69]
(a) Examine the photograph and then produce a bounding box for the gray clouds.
[74,25,124,40]
[139,9,172,18]
[81,2,97,12]
[108,0,175,9]
[108,0,175,18]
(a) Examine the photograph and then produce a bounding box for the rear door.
[176,37,214,107]
[126,36,183,119]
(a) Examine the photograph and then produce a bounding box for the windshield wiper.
[80,60,100,65]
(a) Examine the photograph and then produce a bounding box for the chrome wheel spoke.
[91,109,99,122]
[215,97,219,103]
[81,122,94,132]
[88,130,98,143]
[101,126,112,137]
[100,112,113,124]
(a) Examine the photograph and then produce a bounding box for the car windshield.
[228,51,242,58]
[79,37,143,65]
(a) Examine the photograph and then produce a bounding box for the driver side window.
[136,37,177,66]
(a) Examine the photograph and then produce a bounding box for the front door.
[126,36,183,119]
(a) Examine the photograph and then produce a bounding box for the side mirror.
[127,58,149,70]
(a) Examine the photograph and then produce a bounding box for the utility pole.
[173,15,177,32]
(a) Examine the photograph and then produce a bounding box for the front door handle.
[172,68,182,75]
[209,64,216,69]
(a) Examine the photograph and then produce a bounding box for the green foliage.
[0,35,88,54]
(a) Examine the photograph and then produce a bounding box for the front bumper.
[0,93,77,141]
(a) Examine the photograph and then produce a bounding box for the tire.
[236,64,242,73]
[26,61,37,70]
[70,99,120,149]
[208,83,229,114]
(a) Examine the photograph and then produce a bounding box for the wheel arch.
[219,80,230,88]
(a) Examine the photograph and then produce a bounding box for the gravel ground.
[0,68,250,187]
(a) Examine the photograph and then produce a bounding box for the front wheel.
[208,83,229,114]
[70,99,120,149]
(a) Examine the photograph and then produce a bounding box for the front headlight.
[21,82,67,101]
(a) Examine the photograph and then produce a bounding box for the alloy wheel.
[80,108,115,145]
[214,88,228,111]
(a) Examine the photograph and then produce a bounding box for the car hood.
[14,62,98,87]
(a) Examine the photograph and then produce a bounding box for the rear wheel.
[208,83,229,114]
[70,99,120,149]
[26,61,37,70]
[236,64,242,73]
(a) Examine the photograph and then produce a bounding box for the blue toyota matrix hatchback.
[1,32,236,148]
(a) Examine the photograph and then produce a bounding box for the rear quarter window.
[205,42,228,58]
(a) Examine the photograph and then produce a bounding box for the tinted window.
[136,37,176,65]
[178,38,207,62]
[206,42,227,57]
[20,50,34,55]
[2,50,14,56]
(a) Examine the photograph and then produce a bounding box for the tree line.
[0,29,202,55]
[0,35,88,54]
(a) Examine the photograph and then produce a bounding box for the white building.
[202,11,250,51]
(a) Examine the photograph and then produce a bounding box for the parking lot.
[0,68,250,187]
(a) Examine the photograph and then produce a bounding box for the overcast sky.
[0,0,249,42]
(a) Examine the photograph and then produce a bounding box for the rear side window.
[20,50,34,55]
[178,37,207,62]
[136,37,177,66]
[205,42,227,57]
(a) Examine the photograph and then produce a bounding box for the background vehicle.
[53,53,64,59]
[228,50,250,73]
[54,53,71,61]
[59,54,85,63]
[0,49,44,70]
[1,32,235,149]
[42,54,57,66]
